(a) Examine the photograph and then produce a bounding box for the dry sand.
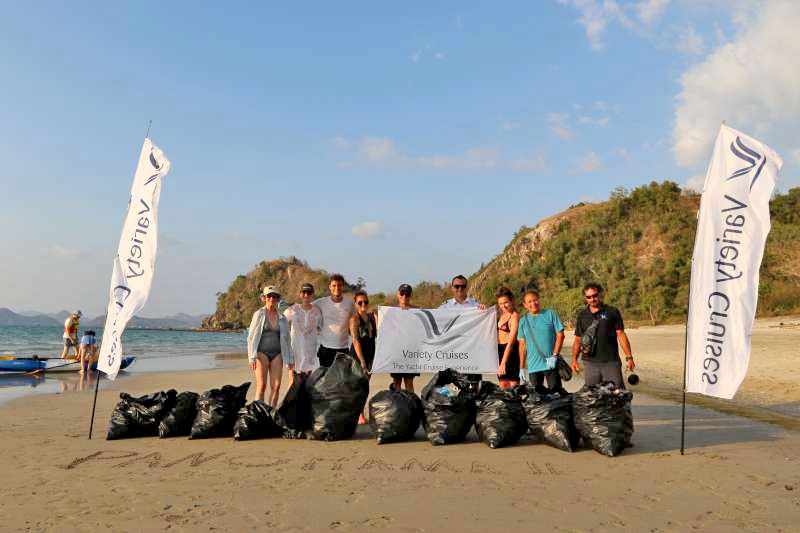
[1,318,799,532]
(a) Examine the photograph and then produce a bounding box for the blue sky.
[1,0,798,316]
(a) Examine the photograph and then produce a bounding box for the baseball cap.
[398,283,413,295]
[300,283,314,293]
[262,286,280,297]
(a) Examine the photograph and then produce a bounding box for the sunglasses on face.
[301,290,313,295]
[584,293,599,300]
[452,284,467,289]
[356,300,369,306]
[399,290,411,297]
[266,295,280,300]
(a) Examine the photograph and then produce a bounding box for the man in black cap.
[391,283,419,391]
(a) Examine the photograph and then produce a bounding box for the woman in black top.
[349,290,377,373]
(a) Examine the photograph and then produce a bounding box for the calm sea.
[0,325,248,405]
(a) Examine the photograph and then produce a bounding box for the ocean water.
[0,325,246,359]
[0,325,249,405]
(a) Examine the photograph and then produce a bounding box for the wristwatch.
[625,356,633,361]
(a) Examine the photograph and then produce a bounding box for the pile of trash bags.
[522,390,580,452]
[421,369,477,445]
[233,400,285,440]
[474,382,528,449]
[107,390,177,440]
[190,383,250,439]
[277,372,312,432]
[368,386,423,444]
[573,382,634,457]
[306,353,370,441]
[159,391,199,438]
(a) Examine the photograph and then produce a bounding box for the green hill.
[205,182,800,329]
[470,181,800,324]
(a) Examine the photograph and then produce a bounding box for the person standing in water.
[247,286,293,406]
[61,310,81,359]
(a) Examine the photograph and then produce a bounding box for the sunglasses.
[266,294,280,300]
[584,293,600,300]
[301,290,313,295]
[399,290,411,296]
[452,284,467,289]
[356,300,369,306]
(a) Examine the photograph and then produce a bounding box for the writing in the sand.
[701,194,747,385]
[60,451,566,477]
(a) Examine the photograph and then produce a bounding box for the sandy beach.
[1,318,799,532]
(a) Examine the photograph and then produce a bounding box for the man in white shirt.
[313,274,354,368]
[439,275,483,390]
[440,275,481,309]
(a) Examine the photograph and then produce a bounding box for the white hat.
[262,286,280,297]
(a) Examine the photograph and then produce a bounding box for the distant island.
[0,308,209,330]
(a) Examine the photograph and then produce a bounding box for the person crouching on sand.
[247,286,293,406]
[78,330,98,375]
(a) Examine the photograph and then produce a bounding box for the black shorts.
[63,337,77,348]
[497,343,520,380]
[390,373,419,379]
[317,345,347,368]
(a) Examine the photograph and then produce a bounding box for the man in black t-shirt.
[571,282,636,387]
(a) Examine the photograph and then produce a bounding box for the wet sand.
[1,317,799,531]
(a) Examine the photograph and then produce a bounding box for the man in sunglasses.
[440,275,481,309]
[439,275,483,390]
[571,282,635,387]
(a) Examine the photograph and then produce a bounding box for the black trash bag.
[523,390,580,452]
[421,369,477,446]
[306,353,370,441]
[276,372,312,432]
[189,383,250,439]
[158,391,199,438]
[107,390,177,440]
[573,382,634,457]
[474,382,528,449]
[368,386,423,444]
[233,400,284,441]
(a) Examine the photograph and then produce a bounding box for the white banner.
[686,125,782,399]
[372,306,498,374]
[98,138,171,379]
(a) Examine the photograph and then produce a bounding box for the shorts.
[584,361,625,388]
[497,343,520,381]
[318,345,347,368]
[390,373,419,379]
[530,369,567,395]
[63,337,77,348]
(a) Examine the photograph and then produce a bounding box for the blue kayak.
[0,356,136,373]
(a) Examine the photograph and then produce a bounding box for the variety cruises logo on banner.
[685,124,782,399]
[98,138,171,380]
[372,306,498,374]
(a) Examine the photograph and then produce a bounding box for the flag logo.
[413,310,462,346]
[728,136,767,191]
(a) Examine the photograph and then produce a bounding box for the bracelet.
[625,356,633,361]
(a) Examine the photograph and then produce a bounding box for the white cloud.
[48,245,80,259]
[557,0,635,50]
[636,0,671,25]
[673,0,800,167]
[577,115,609,127]
[547,111,574,140]
[683,174,706,192]
[360,137,397,162]
[675,26,704,55]
[334,136,547,174]
[571,151,604,174]
[351,222,384,240]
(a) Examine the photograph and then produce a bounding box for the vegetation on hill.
[205,183,800,329]
[471,181,800,324]
[201,257,360,329]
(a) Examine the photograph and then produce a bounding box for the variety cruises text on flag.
[372,306,498,374]
[98,139,171,379]
[685,125,782,399]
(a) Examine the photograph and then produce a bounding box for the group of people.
[60,310,99,374]
[246,274,637,409]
